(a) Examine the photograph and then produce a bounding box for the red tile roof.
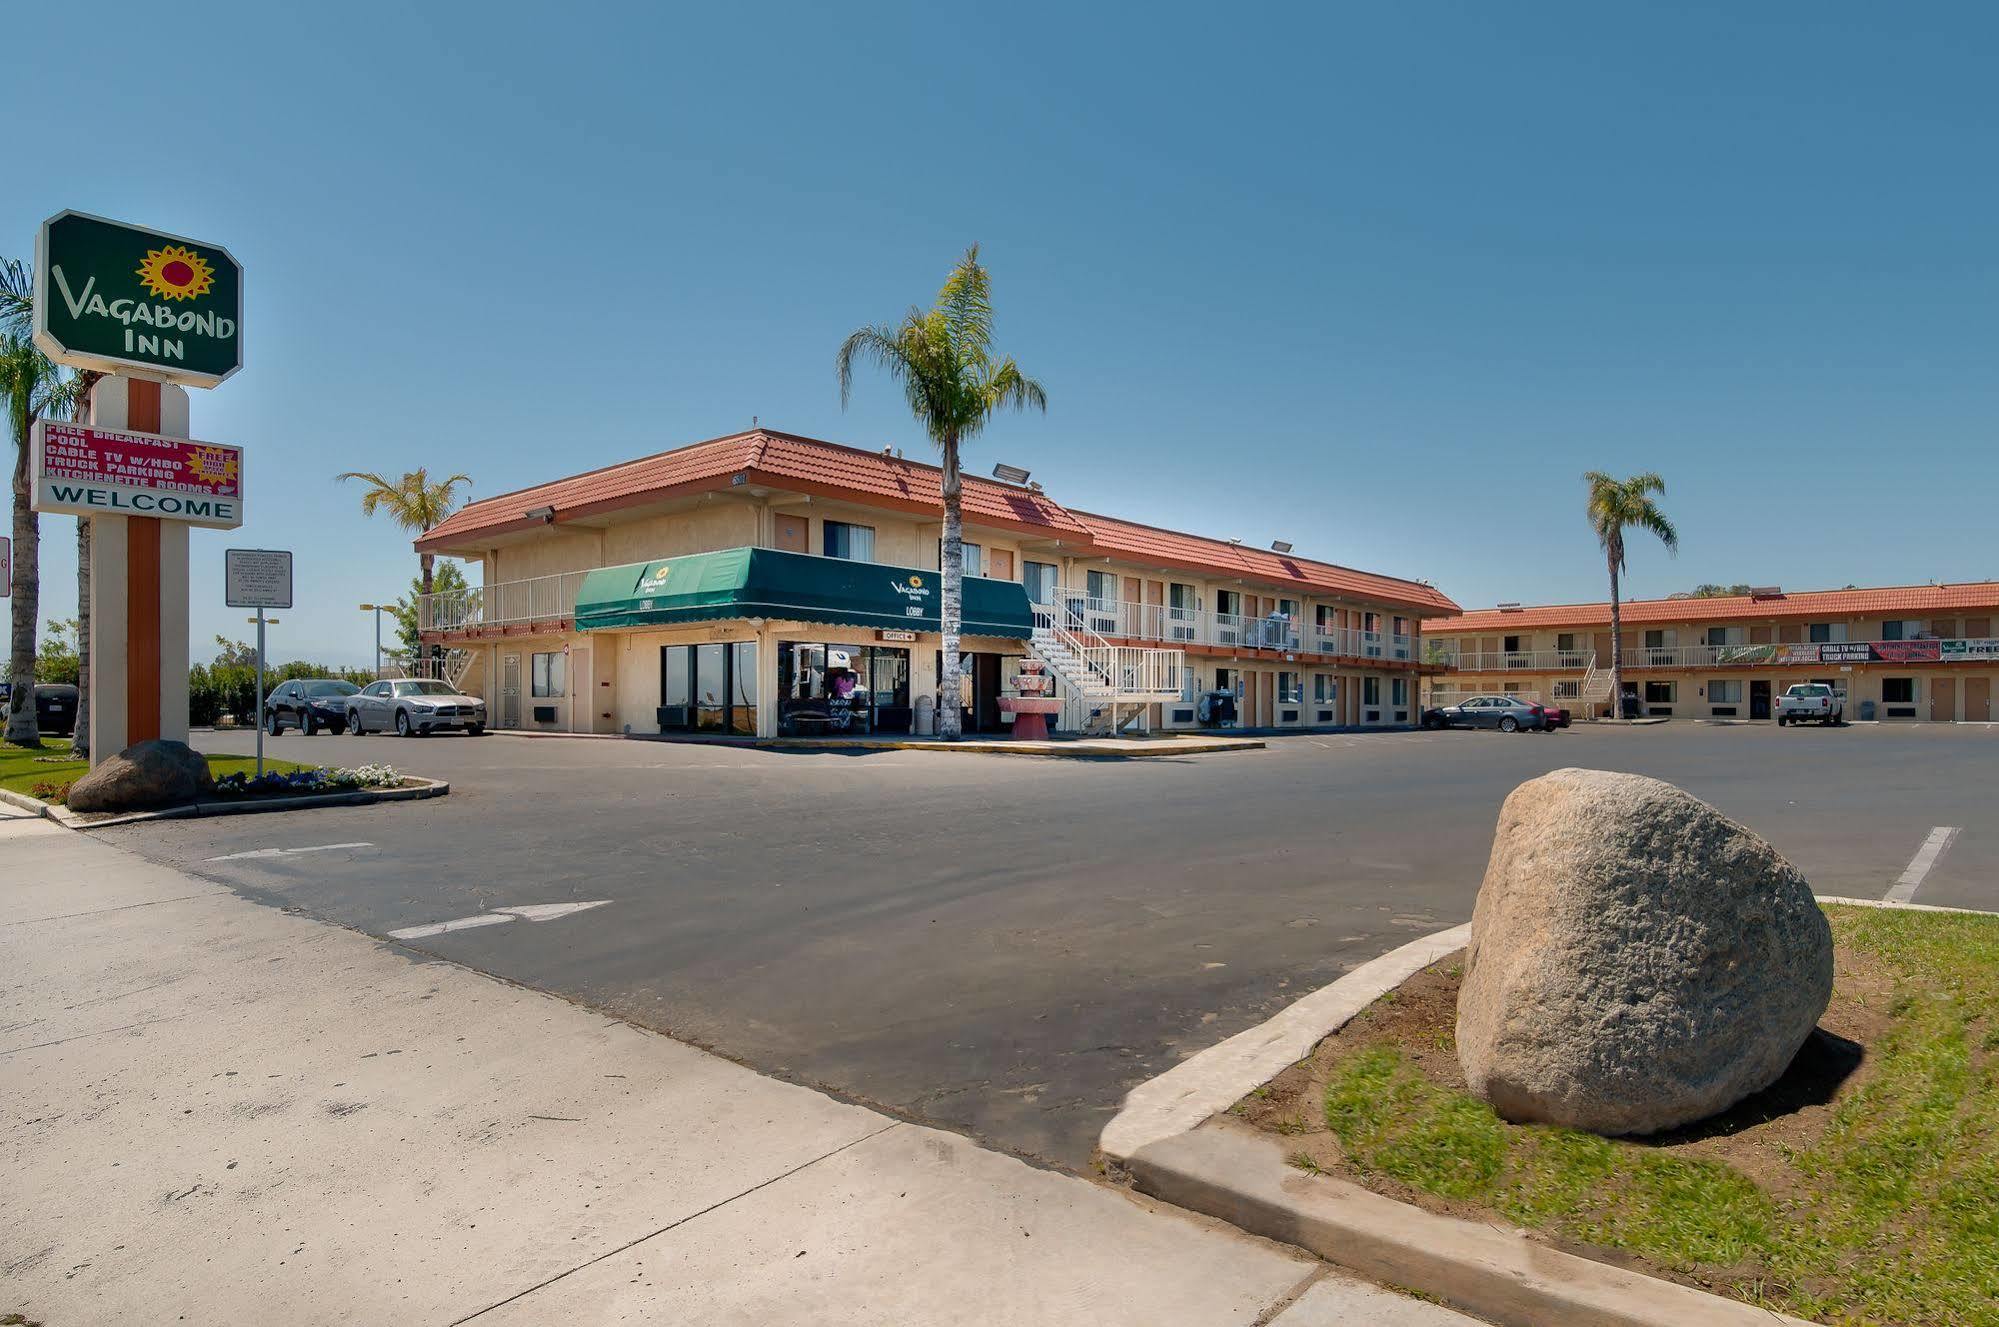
[1425,582,1999,634]
[417,428,1458,613]
[1072,510,1458,615]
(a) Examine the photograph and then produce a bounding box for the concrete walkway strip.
[1100,923,1472,1163]
[1884,825,1960,904]
[4,816,1474,1325]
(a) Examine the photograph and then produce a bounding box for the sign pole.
[255,606,266,778]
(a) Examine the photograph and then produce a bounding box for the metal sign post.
[227,549,294,777]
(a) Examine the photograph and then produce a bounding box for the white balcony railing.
[1433,638,1995,673]
[419,570,588,634]
[1046,587,1414,660]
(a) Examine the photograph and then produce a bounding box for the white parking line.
[1885,827,1960,904]
[206,842,372,862]
[387,900,611,941]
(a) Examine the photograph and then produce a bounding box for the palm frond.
[0,258,33,334]
[836,323,914,408]
[935,245,993,356]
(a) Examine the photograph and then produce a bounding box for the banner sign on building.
[1941,638,1999,662]
[225,548,293,609]
[31,420,244,528]
[33,210,243,387]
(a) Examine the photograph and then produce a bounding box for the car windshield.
[1790,685,1831,697]
[397,681,456,696]
[305,681,359,697]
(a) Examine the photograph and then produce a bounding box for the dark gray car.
[1422,694,1548,732]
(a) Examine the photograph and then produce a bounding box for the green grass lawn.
[0,738,315,803]
[1312,905,1999,1327]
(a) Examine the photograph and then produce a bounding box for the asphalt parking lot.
[101,721,1997,1171]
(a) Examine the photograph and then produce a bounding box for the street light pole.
[358,603,389,678]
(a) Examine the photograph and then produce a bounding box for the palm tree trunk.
[1606,548,1623,721]
[937,433,964,740]
[74,516,91,759]
[6,438,40,745]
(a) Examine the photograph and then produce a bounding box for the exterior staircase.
[1028,605,1182,736]
[388,647,480,694]
[1577,654,1613,716]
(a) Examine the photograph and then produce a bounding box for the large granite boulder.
[1456,767,1833,1136]
[66,739,214,812]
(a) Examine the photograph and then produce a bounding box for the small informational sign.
[225,548,293,609]
[877,629,917,642]
[33,210,243,387]
[31,420,244,528]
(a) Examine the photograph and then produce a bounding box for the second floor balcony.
[1048,586,1414,661]
[1435,637,1998,672]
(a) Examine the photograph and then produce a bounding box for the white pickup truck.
[1775,683,1843,726]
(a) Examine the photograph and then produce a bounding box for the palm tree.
[4,259,93,749]
[837,245,1046,739]
[1584,471,1679,720]
[337,468,473,674]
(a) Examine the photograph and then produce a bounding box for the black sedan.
[264,679,362,736]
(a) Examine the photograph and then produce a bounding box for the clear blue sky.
[8,2,1996,667]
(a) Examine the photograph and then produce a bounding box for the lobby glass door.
[660,642,756,734]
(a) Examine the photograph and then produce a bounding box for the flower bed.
[211,764,406,797]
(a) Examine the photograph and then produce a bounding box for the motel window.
[1314,674,1337,703]
[659,641,757,736]
[1643,629,1670,649]
[823,521,875,562]
[1503,635,1523,653]
[1392,678,1409,706]
[939,540,983,576]
[1362,612,1381,633]
[1709,680,1742,704]
[1645,681,1676,704]
[1808,622,1847,643]
[1216,589,1242,617]
[1706,626,1744,647]
[1278,599,1301,622]
[1169,582,1197,610]
[530,651,566,698]
[1363,677,1381,705]
[1277,672,1302,704]
[1881,620,1920,641]
[1393,617,1410,636]
[1215,667,1237,695]
[1023,561,1058,604]
[1086,569,1117,605]
[1557,633,1577,652]
[1883,678,1916,704]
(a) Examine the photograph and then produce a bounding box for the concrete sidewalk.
[1,817,1474,1325]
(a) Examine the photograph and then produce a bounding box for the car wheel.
[348,709,364,734]
[302,711,318,737]
[267,710,283,737]
[395,709,414,738]
[468,723,485,736]
[331,720,347,736]
[1498,716,1519,733]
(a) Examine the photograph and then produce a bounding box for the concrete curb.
[12,777,450,831]
[626,733,1267,759]
[1100,923,1471,1162]
[1126,1121,1816,1327]
[1816,894,1999,916]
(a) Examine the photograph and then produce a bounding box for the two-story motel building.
[412,428,1459,738]
[1424,583,1999,723]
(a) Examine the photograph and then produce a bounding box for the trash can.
[914,694,935,735]
[1859,699,1875,721]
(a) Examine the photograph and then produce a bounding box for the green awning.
[573,546,1034,638]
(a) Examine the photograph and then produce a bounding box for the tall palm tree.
[337,468,473,674]
[4,258,96,750]
[1584,471,1679,719]
[837,245,1046,739]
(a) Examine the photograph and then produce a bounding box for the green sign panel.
[33,210,242,387]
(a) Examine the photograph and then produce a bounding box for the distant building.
[1423,584,1999,722]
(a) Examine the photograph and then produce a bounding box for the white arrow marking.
[207,842,372,862]
[387,901,611,941]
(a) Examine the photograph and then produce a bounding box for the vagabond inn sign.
[33,210,243,387]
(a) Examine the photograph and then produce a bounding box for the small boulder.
[1456,767,1833,1136]
[66,739,215,812]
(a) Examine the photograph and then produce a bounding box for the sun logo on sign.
[908,575,924,588]
[135,244,215,302]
